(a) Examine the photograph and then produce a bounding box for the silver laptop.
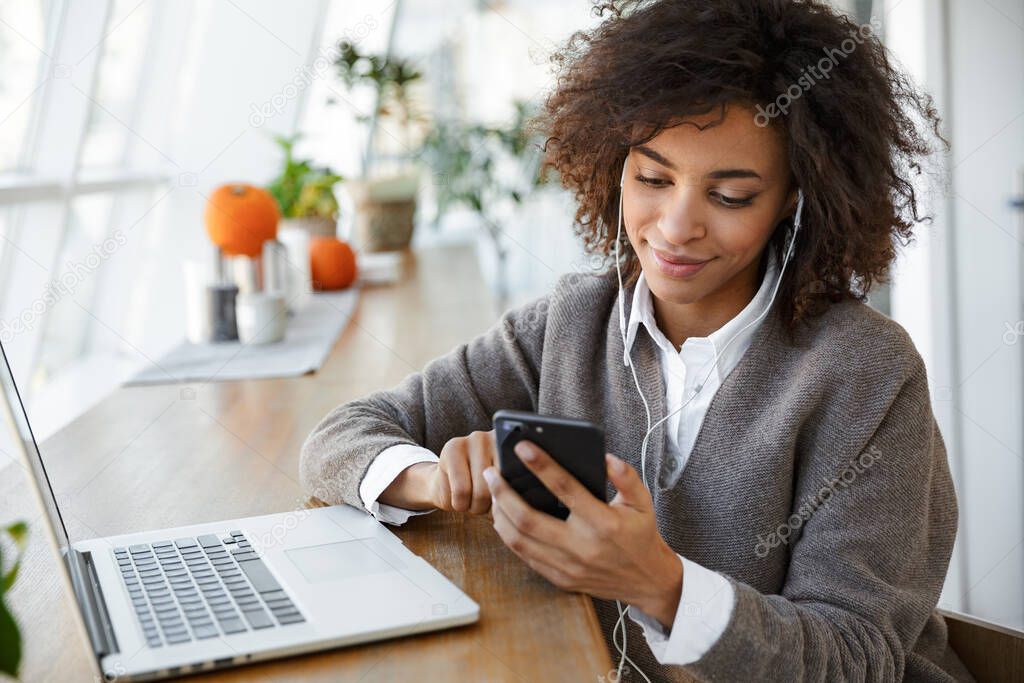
[0,341,479,681]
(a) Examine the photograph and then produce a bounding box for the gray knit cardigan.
[300,270,974,682]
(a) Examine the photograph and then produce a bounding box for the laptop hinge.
[66,548,119,658]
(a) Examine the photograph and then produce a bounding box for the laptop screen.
[0,339,71,550]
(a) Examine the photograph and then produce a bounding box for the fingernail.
[516,442,536,461]
[483,467,496,485]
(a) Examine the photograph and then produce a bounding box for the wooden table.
[0,244,613,682]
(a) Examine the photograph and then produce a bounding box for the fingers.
[511,440,606,521]
[484,464,568,547]
[438,431,496,514]
[468,431,496,514]
[490,493,576,584]
[606,453,653,513]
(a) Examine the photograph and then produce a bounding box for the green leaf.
[0,522,26,678]
[0,596,21,678]
[4,523,26,549]
[0,522,26,595]
[266,135,342,218]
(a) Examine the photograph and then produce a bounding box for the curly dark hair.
[537,0,947,334]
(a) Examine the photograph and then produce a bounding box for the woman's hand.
[483,440,684,629]
[426,430,499,515]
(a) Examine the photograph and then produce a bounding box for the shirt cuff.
[359,444,440,526]
[627,555,735,665]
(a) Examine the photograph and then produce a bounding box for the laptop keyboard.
[113,530,304,648]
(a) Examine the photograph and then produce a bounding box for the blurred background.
[0,0,1020,636]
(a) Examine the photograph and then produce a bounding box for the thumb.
[606,453,651,511]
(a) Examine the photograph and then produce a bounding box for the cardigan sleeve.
[299,293,548,511]
[684,346,960,681]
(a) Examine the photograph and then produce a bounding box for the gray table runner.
[125,289,358,386]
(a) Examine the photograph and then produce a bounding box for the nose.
[656,185,708,244]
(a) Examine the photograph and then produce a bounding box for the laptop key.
[198,534,222,548]
[278,613,305,625]
[193,624,219,639]
[175,538,197,549]
[242,609,273,629]
[235,558,281,594]
[219,618,246,634]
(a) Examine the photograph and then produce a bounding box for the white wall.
[886,0,1024,629]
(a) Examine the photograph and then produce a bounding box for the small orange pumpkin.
[204,183,280,257]
[310,237,357,290]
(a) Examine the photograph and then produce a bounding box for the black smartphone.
[492,409,607,520]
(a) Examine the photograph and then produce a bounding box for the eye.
[710,191,755,208]
[634,173,670,188]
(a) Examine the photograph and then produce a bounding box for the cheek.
[622,192,663,243]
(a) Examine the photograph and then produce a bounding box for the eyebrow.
[633,145,763,181]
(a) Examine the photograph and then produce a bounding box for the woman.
[301,1,973,680]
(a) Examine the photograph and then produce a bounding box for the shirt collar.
[622,249,779,381]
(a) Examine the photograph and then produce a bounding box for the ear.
[783,185,800,218]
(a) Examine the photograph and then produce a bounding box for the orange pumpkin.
[310,237,357,290]
[204,183,280,257]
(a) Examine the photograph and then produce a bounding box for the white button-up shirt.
[618,249,778,665]
[359,250,779,666]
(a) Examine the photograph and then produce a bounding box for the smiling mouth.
[650,248,710,265]
[649,247,713,279]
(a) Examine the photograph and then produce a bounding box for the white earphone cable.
[610,155,804,679]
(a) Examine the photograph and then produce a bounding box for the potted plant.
[1,521,27,678]
[419,100,549,307]
[330,40,424,252]
[266,134,344,238]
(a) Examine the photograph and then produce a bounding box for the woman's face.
[622,104,797,310]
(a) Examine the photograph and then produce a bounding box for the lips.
[651,249,709,265]
[649,247,712,279]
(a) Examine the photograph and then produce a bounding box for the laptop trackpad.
[284,538,406,584]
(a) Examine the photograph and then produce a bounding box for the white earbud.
[610,152,804,682]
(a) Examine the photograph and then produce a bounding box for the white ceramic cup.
[236,292,287,345]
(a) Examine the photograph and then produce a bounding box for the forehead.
[639,105,789,177]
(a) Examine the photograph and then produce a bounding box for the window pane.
[79,0,155,168]
[0,0,52,172]
[32,192,114,384]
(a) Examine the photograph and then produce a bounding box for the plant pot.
[347,173,419,252]
[279,215,337,239]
